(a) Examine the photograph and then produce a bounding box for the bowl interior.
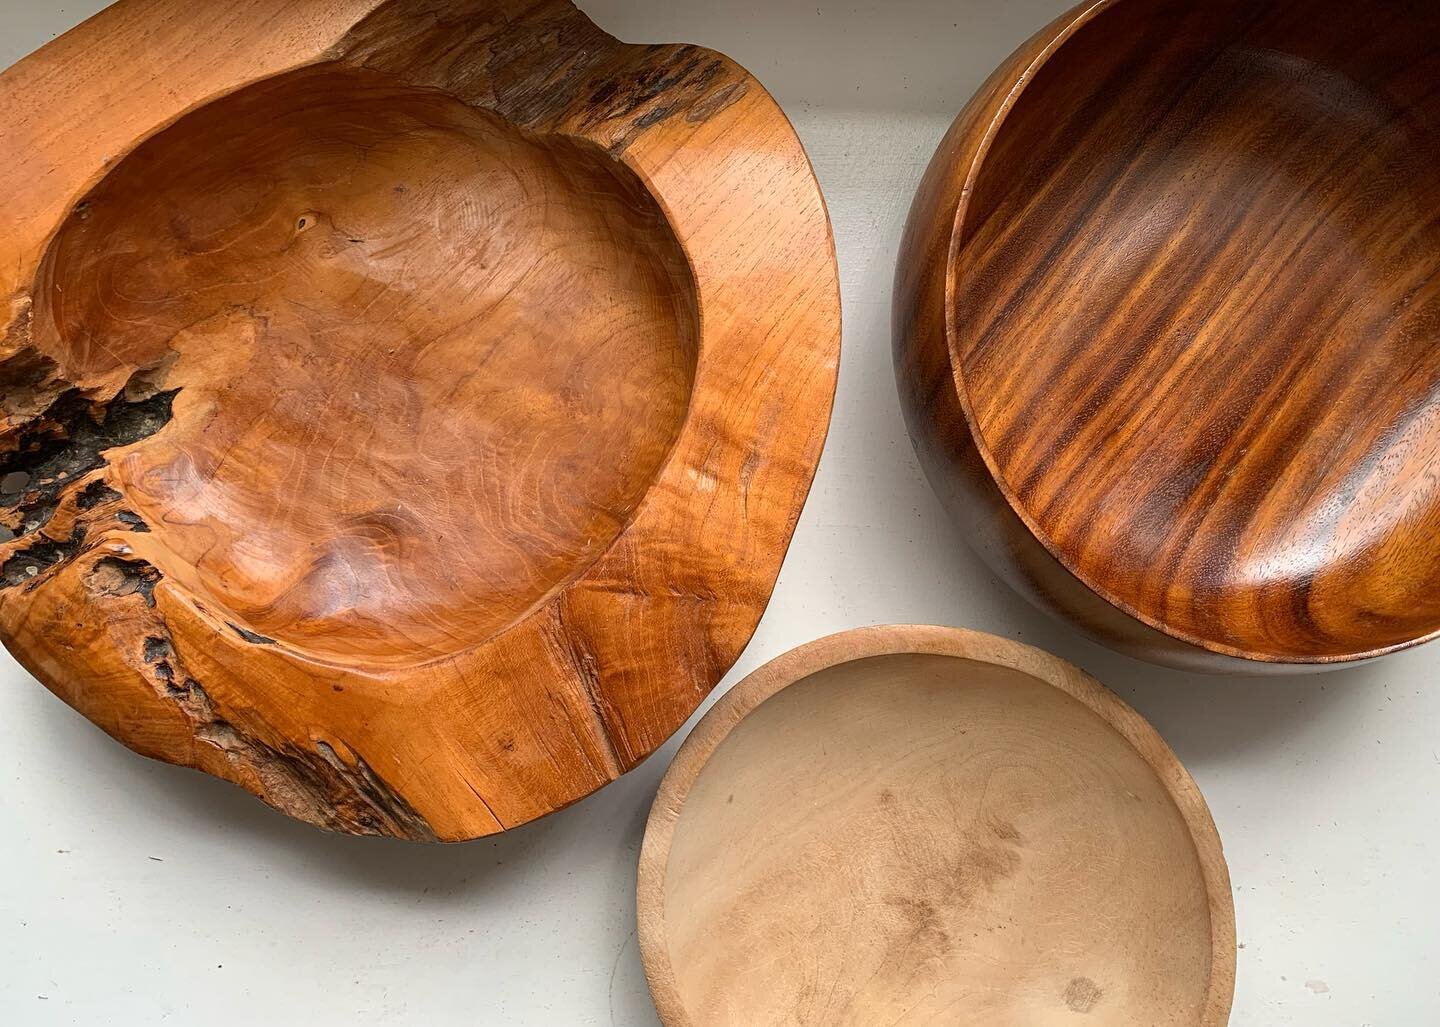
[954,0,1440,661]
[35,66,699,665]
[658,652,1218,1024]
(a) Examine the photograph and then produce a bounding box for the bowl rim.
[637,624,1237,1026]
[938,0,1440,665]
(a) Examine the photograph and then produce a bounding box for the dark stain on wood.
[1063,976,1103,1014]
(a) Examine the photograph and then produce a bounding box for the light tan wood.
[0,0,840,839]
[639,626,1234,1026]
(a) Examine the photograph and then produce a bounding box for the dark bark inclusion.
[228,622,278,646]
[86,555,162,607]
[0,379,177,589]
[0,363,437,838]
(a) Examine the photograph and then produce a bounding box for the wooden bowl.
[639,626,1234,1025]
[0,1,839,839]
[895,0,1440,671]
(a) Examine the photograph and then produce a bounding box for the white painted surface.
[1,2,1435,1024]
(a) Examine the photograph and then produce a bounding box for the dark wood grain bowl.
[0,0,840,839]
[638,625,1235,1026]
[895,0,1440,672]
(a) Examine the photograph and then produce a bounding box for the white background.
[2,2,1436,1024]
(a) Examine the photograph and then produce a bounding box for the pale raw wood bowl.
[895,0,1440,672]
[639,626,1235,1026]
[0,0,839,839]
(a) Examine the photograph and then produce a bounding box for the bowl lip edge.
[636,623,1237,1027]
[935,0,1439,667]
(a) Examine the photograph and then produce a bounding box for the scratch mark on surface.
[608,928,637,1027]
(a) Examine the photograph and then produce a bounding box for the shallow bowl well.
[639,626,1235,1025]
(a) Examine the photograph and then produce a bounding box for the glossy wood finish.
[639,626,1235,1026]
[0,0,840,839]
[895,0,1440,671]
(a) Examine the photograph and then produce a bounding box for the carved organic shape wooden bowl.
[895,0,1440,671]
[639,626,1235,1026]
[0,0,839,839]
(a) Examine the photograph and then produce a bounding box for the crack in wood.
[88,558,437,840]
[550,601,626,776]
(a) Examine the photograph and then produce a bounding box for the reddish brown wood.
[0,0,840,838]
[896,0,1440,672]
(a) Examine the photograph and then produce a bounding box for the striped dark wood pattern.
[897,0,1440,670]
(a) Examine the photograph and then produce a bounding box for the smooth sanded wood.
[895,0,1440,671]
[639,626,1235,1027]
[0,0,839,839]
